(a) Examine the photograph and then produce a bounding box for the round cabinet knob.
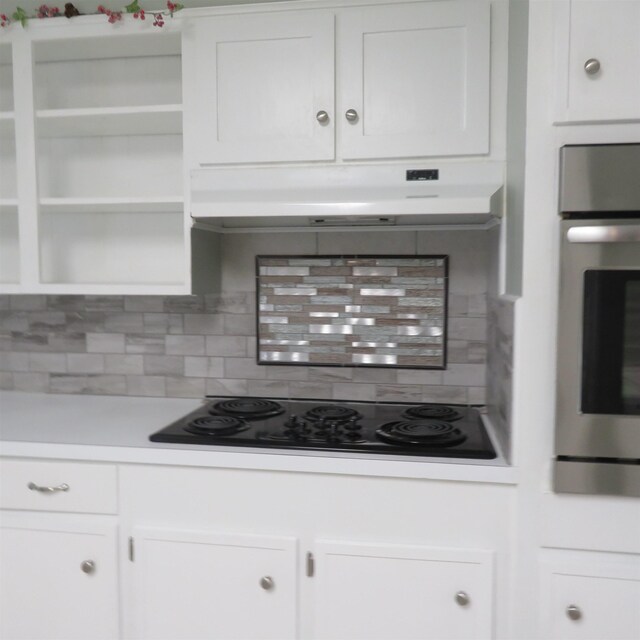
[584,58,601,75]
[260,576,274,591]
[80,560,96,575]
[566,605,582,621]
[455,591,470,607]
[345,109,359,123]
[316,110,330,124]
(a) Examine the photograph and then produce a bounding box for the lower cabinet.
[124,527,493,640]
[127,527,298,640]
[0,511,119,640]
[313,541,494,640]
[540,551,640,640]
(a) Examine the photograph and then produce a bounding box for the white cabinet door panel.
[188,11,335,164]
[338,1,490,159]
[130,527,297,640]
[541,555,640,639]
[313,540,494,640]
[555,0,640,123]
[0,513,119,640]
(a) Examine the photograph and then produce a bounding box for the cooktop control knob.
[285,415,300,428]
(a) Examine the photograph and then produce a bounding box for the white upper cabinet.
[338,1,490,159]
[184,0,491,166]
[554,0,640,123]
[185,11,335,164]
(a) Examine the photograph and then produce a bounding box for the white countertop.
[0,391,518,484]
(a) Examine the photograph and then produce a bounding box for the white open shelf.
[39,196,183,214]
[33,32,181,63]
[39,209,186,287]
[36,105,183,138]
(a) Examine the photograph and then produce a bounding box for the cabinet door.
[338,1,490,160]
[555,0,640,123]
[129,527,297,640]
[541,556,640,639]
[0,512,119,640]
[313,540,494,640]
[185,11,335,165]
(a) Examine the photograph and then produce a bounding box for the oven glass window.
[582,270,640,416]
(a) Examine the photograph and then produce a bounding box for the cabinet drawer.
[0,459,117,514]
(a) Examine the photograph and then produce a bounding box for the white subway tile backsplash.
[166,376,206,398]
[67,353,105,374]
[206,336,248,357]
[225,357,267,380]
[184,356,224,378]
[144,355,185,376]
[28,353,67,373]
[13,372,49,392]
[104,354,144,375]
[333,382,376,402]
[183,313,224,335]
[86,333,125,354]
[126,375,166,397]
[165,335,206,356]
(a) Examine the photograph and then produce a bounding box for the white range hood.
[190,162,504,230]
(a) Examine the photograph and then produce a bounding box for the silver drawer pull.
[28,481,69,493]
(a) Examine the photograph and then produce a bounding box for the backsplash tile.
[0,229,500,406]
[486,295,516,461]
[0,288,489,403]
[257,256,448,368]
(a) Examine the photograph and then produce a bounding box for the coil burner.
[212,398,284,420]
[376,420,467,448]
[402,404,463,422]
[303,405,362,424]
[185,415,249,436]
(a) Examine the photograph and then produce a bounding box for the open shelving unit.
[33,29,187,292]
[0,20,218,295]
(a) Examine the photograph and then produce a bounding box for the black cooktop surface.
[149,397,497,460]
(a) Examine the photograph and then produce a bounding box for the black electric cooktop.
[149,397,497,460]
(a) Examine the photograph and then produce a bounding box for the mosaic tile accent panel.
[256,256,448,369]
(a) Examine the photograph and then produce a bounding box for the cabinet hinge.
[306,552,314,577]
[128,536,135,563]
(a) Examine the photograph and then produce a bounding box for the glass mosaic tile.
[256,256,448,369]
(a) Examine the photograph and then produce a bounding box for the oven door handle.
[567,224,640,243]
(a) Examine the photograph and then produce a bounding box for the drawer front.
[0,459,117,514]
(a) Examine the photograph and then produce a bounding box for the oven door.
[555,218,640,495]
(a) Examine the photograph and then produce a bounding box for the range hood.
[190,162,504,230]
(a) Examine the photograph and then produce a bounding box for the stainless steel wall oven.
[555,143,640,497]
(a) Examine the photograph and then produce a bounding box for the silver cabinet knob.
[316,110,330,124]
[345,109,359,122]
[260,576,274,591]
[566,605,582,621]
[584,58,601,75]
[455,591,470,606]
[28,482,69,493]
[80,560,95,574]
